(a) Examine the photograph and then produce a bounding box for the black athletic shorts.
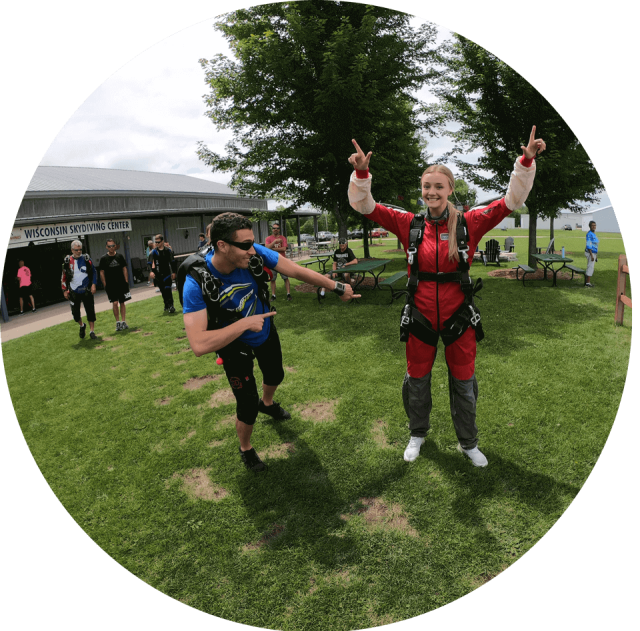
[69,290,96,323]
[19,285,33,300]
[105,281,131,304]
[217,322,284,425]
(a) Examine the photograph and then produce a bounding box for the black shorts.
[105,281,131,304]
[217,322,285,425]
[19,285,33,300]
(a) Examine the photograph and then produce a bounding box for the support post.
[122,232,134,286]
[615,254,632,326]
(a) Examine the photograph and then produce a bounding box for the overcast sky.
[38,14,610,211]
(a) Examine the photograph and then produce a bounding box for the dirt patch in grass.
[383,249,404,254]
[296,399,338,422]
[170,468,227,501]
[258,442,295,459]
[372,419,390,448]
[102,336,115,341]
[152,372,161,378]
[367,606,395,628]
[218,414,236,427]
[142,332,154,336]
[110,346,122,352]
[165,347,191,356]
[242,524,285,552]
[180,430,196,444]
[341,497,419,538]
[174,360,186,366]
[157,397,173,406]
[119,391,132,401]
[94,345,105,349]
[210,389,235,407]
[183,375,222,390]
[208,439,225,448]
[110,365,118,370]
[176,335,187,340]
[285,366,297,373]
[131,329,143,334]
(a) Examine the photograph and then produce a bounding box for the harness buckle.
[407,247,417,265]
[469,305,481,327]
[401,314,411,327]
[458,244,469,262]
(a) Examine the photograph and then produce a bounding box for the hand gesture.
[348,139,372,170]
[245,311,276,332]
[340,283,361,302]
[522,125,546,160]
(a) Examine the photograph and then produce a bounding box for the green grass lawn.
[2,228,630,630]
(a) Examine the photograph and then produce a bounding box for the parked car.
[562,224,573,230]
[371,228,389,237]
[350,229,363,239]
[299,233,313,241]
[317,231,333,241]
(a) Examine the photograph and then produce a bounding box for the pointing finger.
[352,139,363,155]
[529,125,536,144]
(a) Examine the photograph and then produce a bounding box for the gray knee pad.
[402,372,432,437]
[448,371,479,449]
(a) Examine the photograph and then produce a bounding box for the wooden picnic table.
[531,253,573,287]
[300,253,332,274]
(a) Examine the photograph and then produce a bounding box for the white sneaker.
[121,321,129,330]
[457,444,488,467]
[403,436,424,462]
[115,321,122,331]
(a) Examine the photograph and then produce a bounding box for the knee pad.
[402,371,432,426]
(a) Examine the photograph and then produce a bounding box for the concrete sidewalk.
[0,282,168,343]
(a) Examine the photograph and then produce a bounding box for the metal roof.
[28,166,236,196]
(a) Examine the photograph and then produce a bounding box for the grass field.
[2,227,630,630]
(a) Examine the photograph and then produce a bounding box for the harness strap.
[416,271,463,283]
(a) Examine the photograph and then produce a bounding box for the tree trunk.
[334,202,349,240]
[527,208,538,268]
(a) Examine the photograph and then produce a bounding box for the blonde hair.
[421,164,463,262]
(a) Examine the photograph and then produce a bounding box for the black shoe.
[79,323,86,339]
[240,447,266,472]
[258,399,291,420]
[89,331,97,340]
[32,309,36,312]
[168,306,176,313]
[271,294,276,301]
[316,287,326,304]
[19,311,24,315]
[286,294,292,301]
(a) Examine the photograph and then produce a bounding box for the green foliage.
[197,1,437,236]
[431,35,603,264]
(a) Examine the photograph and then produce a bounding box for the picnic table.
[300,253,332,274]
[531,253,573,287]
[346,259,392,292]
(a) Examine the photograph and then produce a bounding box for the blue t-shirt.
[586,230,599,254]
[182,243,279,347]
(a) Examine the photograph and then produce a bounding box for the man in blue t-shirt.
[585,220,599,287]
[183,212,359,472]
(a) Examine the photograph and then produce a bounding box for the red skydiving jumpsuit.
[348,155,536,448]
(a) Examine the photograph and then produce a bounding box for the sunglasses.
[222,239,255,251]
[106,244,116,248]
[154,240,162,243]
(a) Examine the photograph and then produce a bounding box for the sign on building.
[9,219,133,248]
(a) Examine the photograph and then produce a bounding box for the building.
[520,205,619,233]
[3,166,319,316]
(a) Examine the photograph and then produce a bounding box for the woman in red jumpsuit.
[348,127,546,467]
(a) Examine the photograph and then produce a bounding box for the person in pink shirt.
[16,260,36,314]
[265,223,292,301]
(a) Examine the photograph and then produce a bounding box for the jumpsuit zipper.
[435,222,440,332]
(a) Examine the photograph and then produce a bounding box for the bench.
[379,271,409,305]
[513,264,536,287]
[565,264,586,284]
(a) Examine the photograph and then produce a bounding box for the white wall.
[581,206,620,233]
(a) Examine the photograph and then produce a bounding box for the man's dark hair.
[106,238,116,246]
[155,234,164,242]
[199,232,205,239]
[589,221,596,229]
[210,213,253,245]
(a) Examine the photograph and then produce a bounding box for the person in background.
[61,240,97,340]
[16,260,36,314]
[146,239,154,285]
[198,232,208,251]
[585,220,598,287]
[149,234,176,313]
[99,238,131,331]
[265,222,291,301]
[318,238,359,301]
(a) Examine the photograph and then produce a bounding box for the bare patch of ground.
[174,360,186,366]
[183,375,222,390]
[152,372,161,378]
[295,399,338,422]
[308,576,318,595]
[169,468,227,501]
[157,397,173,406]
[142,332,154,336]
[131,329,143,334]
[383,249,404,254]
[218,414,236,427]
[102,336,115,341]
[367,606,395,628]
[110,346,122,352]
[210,389,236,407]
[165,347,191,356]
[372,419,390,448]
[208,439,225,448]
[94,345,105,350]
[111,365,118,370]
[341,497,419,538]
[176,335,187,340]
[284,366,297,373]
[258,442,295,459]
[151,442,164,453]
[180,430,196,444]
[119,391,133,401]
[242,524,285,552]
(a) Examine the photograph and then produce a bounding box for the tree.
[197,1,437,257]
[431,35,603,266]
[452,178,477,209]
